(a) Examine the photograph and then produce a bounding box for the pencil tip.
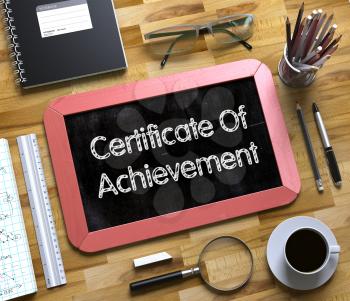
[296,102,301,110]
[312,102,319,113]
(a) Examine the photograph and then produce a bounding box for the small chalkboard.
[44,60,300,252]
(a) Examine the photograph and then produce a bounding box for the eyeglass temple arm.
[212,28,252,50]
[145,30,194,40]
[160,32,194,68]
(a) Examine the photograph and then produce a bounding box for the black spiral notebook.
[2,0,127,88]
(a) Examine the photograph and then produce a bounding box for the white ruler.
[17,134,66,289]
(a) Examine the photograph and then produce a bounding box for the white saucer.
[266,216,339,290]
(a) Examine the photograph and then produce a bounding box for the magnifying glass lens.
[198,236,253,291]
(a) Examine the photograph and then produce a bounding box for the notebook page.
[0,139,37,301]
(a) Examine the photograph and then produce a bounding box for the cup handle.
[330,245,341,254]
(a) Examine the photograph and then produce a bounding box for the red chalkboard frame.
[44,60,300,252]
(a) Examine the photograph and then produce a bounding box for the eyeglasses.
[144,14,254,68]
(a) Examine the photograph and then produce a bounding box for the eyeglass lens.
[198,236,253,291]
[211,15,254,45]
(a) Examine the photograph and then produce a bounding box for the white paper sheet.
[0,139,37,301]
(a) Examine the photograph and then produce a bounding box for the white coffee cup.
[284,227,340,276]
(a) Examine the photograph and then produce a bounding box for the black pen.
[312,103,342,186]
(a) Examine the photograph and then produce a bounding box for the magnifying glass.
[130,236,254,292]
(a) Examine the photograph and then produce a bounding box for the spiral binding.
[1,0,27,84]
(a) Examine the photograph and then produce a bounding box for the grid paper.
[0,139,37,301]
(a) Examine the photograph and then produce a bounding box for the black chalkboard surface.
[65,77,281,232]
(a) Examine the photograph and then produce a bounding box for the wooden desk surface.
[1,0,349,300]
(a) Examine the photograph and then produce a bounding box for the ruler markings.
[17,134,66,289]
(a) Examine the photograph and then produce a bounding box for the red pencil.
[307,53,320,65]
[322,44,338,58]
[320,30,335,49]
[291,18,306,57]
[303,16,319,57]
[291,2,304,45]
[286,17,292,60]
[320,35,342,56]
[295,15,312,60]
[313,54,331,67]
[314,14,334,48]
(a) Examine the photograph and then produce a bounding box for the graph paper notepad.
[0,139,37,301]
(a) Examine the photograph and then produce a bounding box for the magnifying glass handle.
[130,268,199,291]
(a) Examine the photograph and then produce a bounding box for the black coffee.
[285,229,327,273]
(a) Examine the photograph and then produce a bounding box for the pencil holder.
[278,45,319,88]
